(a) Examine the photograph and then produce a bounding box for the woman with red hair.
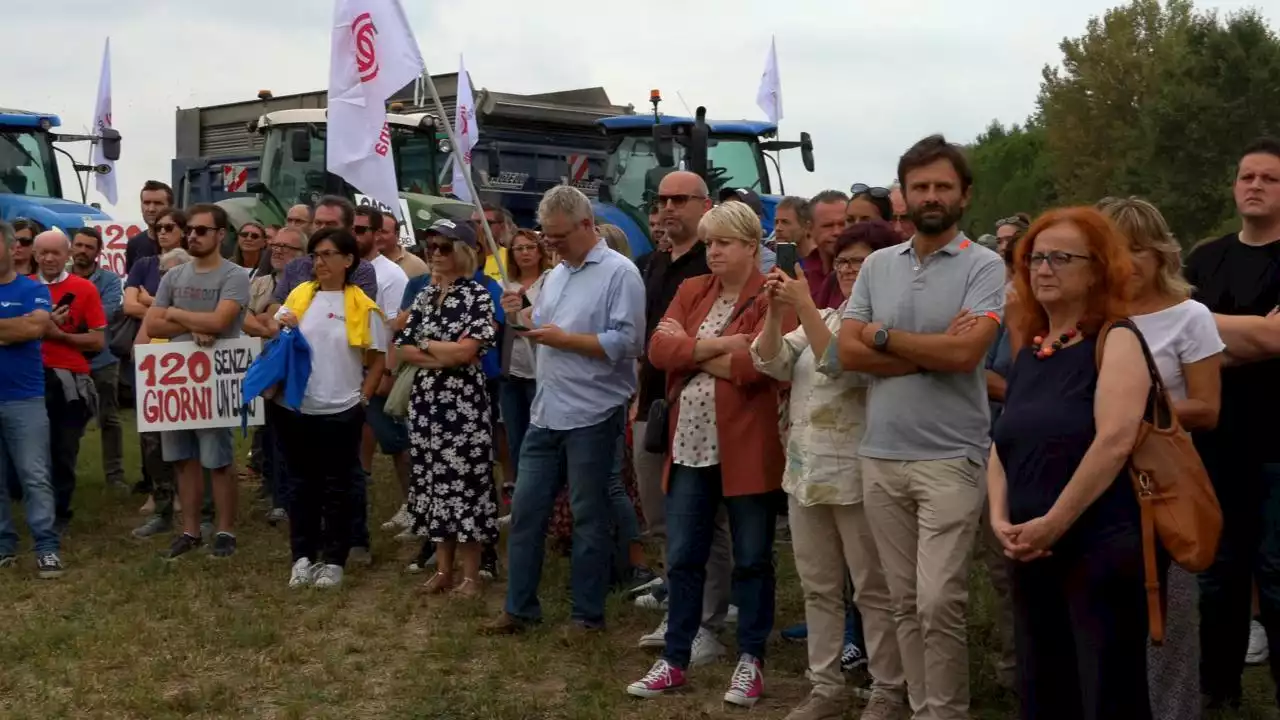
[988,207,1154,719]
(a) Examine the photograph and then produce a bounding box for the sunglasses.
[650,194,707,212]
[850,183,891,199]
[187,226,216,238]
[239,231,263,240]
[16,236,33,246]
[354,225,373,235]
[427,240,456,255]
[156,222,182,234]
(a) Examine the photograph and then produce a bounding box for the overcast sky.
[4,0,1273,220]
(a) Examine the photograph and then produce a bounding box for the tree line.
[964,0,1280,247]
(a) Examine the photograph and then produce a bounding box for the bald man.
[630,170,733,660]
[285,204,313,235]
[33,230,106,534]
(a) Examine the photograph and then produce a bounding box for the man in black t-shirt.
[1185,137,1280,710]
[124,180,173,274]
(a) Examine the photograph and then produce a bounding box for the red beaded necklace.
[1033,323,1082,360]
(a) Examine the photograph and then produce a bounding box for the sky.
[3,0,1274,222]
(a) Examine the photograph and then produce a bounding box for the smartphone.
[776,243,798,278]
[54,292,76,310]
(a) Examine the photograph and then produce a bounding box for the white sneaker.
[1247,619,1270,665]
[638,616,668,649]
[635,592,668,610]
[313,564,343,588]
[288,558,314,588]
[381,505,410,531]
[690,626,726,667]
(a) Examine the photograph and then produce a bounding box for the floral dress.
[396,277,498,544]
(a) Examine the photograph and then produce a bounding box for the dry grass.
[0,411,1274,719]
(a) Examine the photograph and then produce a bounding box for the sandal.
[452,578,483,600]
[418,572,453,595]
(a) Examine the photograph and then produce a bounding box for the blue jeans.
[663,463,777,668]
[498,377,537,482]
[0,397,59,555]
[608,429,640,580]
[505,406,625,627]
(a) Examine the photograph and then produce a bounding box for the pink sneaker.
[723,654,764,708]
[626,659,686,698]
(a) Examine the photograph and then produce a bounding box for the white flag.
[327,0,425,222]
[451,55,479,203]
[756,36,783,124]
[91,38,117,206]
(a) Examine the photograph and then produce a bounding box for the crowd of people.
[2,132,1280,719]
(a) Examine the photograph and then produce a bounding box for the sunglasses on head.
[187,225,216,238]
[850,183,891,199]
[996,216,1029,229]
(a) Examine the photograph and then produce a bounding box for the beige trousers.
[790,495,906,700]
[862,457,984,720]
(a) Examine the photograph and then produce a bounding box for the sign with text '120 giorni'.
[134,337,264,433]
[89,220,145,277]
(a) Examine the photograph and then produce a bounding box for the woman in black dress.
[396,221,498,599]
[989,206,1153,719]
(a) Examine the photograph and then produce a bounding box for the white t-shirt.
[297,291,387,415]
[1131,299,1224,401]
[370,254,408,320]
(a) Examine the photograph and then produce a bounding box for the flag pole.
[419,67,509,286]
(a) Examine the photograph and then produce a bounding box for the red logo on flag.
[458,104,471,137]
[352,12,380,83]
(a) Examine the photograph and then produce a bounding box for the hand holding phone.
[54,292,76,310]
[775,243,799,278]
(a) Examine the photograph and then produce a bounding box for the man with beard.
[144,204,250,560]
[836,135,1003,720]
[125,181,173,273]
[802,190,849,309]
[34,230,107,534]
[1186,137,1280,710]
[69,228,125,491]
[0,221,62,577]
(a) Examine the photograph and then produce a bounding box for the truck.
[592,93,815,257]
[0,107,121,235]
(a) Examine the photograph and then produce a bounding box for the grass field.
[0,410,1276,719]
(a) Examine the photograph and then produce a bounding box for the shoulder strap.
[1095,318,1167,397]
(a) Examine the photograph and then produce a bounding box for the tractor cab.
[0,108,120,229]
[593,92,813,257]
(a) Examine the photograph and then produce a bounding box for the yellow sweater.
[283,282,385,349]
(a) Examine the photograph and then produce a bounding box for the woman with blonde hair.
[597,223,632,259]
[628,200,786,708]
[1099,196,1223,720]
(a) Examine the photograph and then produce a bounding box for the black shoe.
[620,566,660,597]
[165,533,201,561]
[480,544,499,580]
[211,532,237,558]
[36,552,65,579]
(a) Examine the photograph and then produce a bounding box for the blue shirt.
[530,240,645,430]
[400,269,506,379]
[84,267,123,369]
[0,274,52,402]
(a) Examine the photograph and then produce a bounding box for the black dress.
[396,278,498,544]
[992,337,1150,720]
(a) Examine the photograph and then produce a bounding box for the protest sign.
[354,193,414,246]
[134,337,264,432]
[89,220,145,276]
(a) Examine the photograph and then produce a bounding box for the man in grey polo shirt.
[837,135,1004,720]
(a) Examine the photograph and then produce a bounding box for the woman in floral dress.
[396,222,498,599]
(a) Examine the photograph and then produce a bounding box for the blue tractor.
[592,93,814,259]
[0,108,121,231]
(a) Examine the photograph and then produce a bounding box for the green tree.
[965,121,1057,238]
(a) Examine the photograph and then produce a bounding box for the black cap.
[717,187,765,219]
[424,218,477,249]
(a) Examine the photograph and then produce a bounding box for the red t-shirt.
[37,274,106,374]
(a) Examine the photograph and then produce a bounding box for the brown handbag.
[1097,320,1222,643]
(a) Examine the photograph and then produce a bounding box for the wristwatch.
[873,327,891,351]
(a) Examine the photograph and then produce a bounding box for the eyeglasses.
[156,222,181,234]
[651,194,707,211]
[427,240,455,255]
[512,244,540,253]
[187,226,216,238]
[1027,251,1092,269]
[353,225,373,235]
[834,257,865,270]
[238,231,263,240]
[268,242,303,253]
[850,183,891,199]
[286,217,310,226]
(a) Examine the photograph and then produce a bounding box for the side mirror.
[652,125,675,168]
[800,131,815,173]
[289,129,311,163]
[99,128,121,162]
[687,107,709,179]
